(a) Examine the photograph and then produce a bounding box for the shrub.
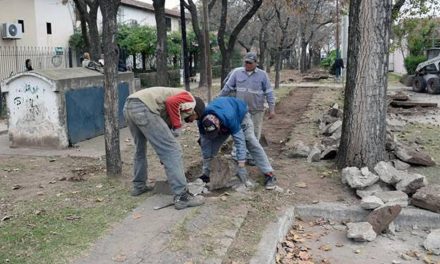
[404,55,427,75]
[139,69,181,88]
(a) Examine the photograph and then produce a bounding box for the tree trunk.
[265,52,271,73]
[337,0,392,169]
[153,0,169,86]
[73,0,91,53]
[184,0,207,88]
[98,0,122,177]
[274,48,281,89]
[300,37,308,73]
[259,28,267,70]
[87,2,101,61]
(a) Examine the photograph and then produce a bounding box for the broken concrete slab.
[346,222,377,242]
[375,191,409,207]
[412,185,440,213]
[323,120,343,136]
[295,202,440,230]
[307,146,321,163]
[356,183,389,199]
[395,173,426,195]
[320,146,338,160]
[373,161,403,185]
[287,140,310,158]
[249,207,295,264]
[392,159,411,171]
[395,146,436,167]
[341,167,379,189]
[424,229,440,255]
[206,156,236,191]
[367,204,402,234]
[361,196,384,210]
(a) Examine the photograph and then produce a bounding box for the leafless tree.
[153,0,169,86]
[73,0,101,61]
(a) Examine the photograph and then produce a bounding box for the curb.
[295,202,440,230]
[249,207,295,264]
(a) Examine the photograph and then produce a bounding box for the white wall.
[118,5,157,27]
[0,0,37,46]
[34,0,75,47]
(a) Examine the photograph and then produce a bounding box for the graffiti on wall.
[12,82,47,122]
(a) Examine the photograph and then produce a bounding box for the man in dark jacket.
[197,97,277,190]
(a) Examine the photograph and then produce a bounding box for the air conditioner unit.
[2,23,22,39]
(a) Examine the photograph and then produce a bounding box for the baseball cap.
[244,52,257,63]
[202,114,220,138]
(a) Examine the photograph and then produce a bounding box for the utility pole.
[180,0,190,91]
[202,0,212,102]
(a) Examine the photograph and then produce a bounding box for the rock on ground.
[287,140,310,158]
[392,159,411,171]
[374,161,403,185]
[207,156,236,190]
[356,183,388,199]
[361,196,384,210]
[412,185,440,213]
[395,173,426,195]
[307,146,321,163]
[346,222,377,242]
[395,147,436,167]
[342,167,379,189]
[375,191,409,207]
[367,205,402,234]
[424,229,440,255]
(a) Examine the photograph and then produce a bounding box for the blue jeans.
[201,113,273,176]
[123,98,187,195]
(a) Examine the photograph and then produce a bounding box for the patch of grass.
[169,207,201,251]
[0,176,143,264]
[397,123,440,184]
[274,86,295,104]
[388,72,403,86]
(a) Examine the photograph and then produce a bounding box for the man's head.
[184,96,205,123]
[202,114,220,138]
[244,52,257,72]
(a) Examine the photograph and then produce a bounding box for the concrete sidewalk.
[0,127,133,158]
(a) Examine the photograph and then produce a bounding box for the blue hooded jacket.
[198,97,249,161]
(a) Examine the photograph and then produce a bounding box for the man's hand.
[268,111,276,119]
[237,166,248,184]
[171,128,182,137]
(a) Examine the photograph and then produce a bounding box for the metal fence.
[0,46,71,82]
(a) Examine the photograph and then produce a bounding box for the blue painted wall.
[65,82,129,145]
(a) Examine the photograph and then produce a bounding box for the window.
[46,22,52,35]
[18,20,24,33]
[165,17,171,31]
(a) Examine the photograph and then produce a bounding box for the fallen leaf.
[112,254,127,262]
[335,243,344,247]
[1,215,11,222]
[96,184,103,189]
[34,210,44,215]
[132,213,142,219]
[12,184,22,190]
[298,251,310,261]
[49,181,56,184]
[49,159,56,162]
[423,256,434,264]
[283,240,296,248]
[312,200,319,204]
[58,177,67,181]
[354,249,361,254]
[295,182,308,188]
[319,244,332,251]
[95,197,104,202]
[37,192,44,196]
[66,215,81,221]
[220,196,227,201]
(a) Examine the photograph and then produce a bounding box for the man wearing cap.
[198,96,277,190]
[123,87,205,210]
[220,51,275,140]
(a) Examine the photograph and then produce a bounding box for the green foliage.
[393,18,438,56]
[139,69,181,88]
[167,31,182,63]
[404,55,427,74]
[320,50,337,68]
[118,24,156,57]
[68,30,86,51]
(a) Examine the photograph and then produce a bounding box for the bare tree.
[183,0,208,88]
[98,0,122,177]
[257,3,275,70]
[337,0,392,169]
[153,0,169,86]
[73,0,101,61]
[217,0,263,84]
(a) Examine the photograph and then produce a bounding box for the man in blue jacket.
[197,97,277,190]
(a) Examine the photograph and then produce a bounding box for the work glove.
[171,128,182,138]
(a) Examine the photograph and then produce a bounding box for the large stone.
[374,161,403,185]
[323,120,343,136]
[346,222,377,242]
[207,156,236,190]
[356,183,386,199]
[424,229,440,255]
[287,140,310,158]
[392,159,411,171]
[320,147,338,160]
[321,136,339,147]
[361,196,384,210]
[412,185,440,213]
[395,147,436,167]
[328,104,343,118]
[307,146,321,163]
[367,205,402,234]
[341,167,379,189]
[395,173,426,195]
[375,191,409,207]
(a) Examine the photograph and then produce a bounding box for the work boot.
[264,173,277,190]
[174,191,205,210]
[131,185,153,196]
